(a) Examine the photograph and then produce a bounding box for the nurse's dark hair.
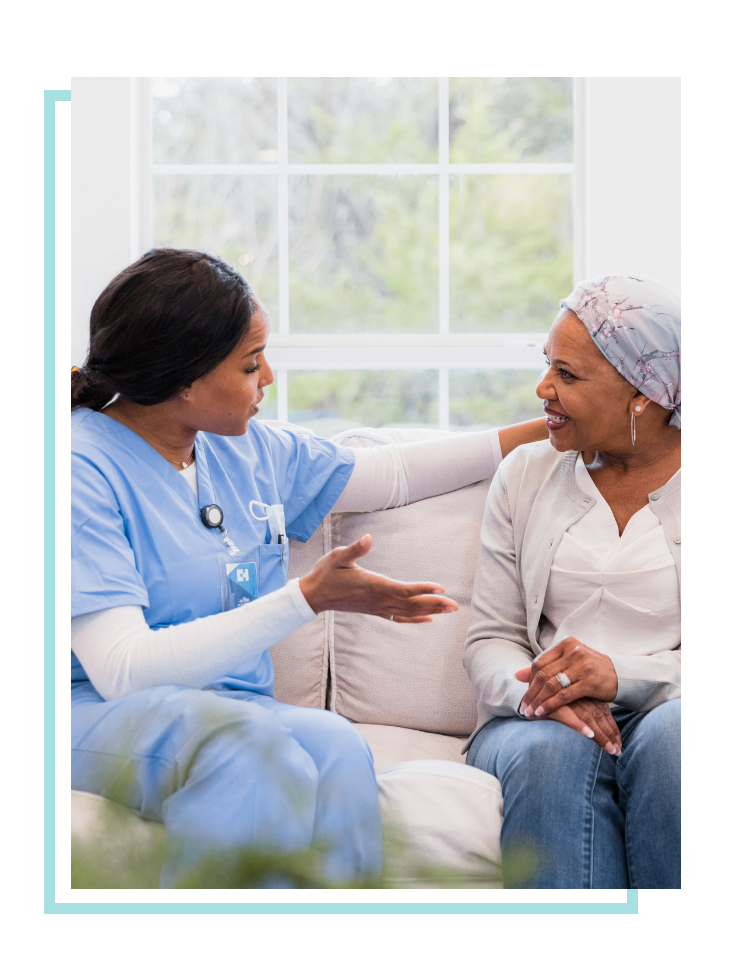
[71,249,256,412]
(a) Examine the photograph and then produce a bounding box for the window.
[148,77,577,436]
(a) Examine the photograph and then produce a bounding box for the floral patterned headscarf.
[560,274,681,429]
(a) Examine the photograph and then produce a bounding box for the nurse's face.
[182,302,275,436]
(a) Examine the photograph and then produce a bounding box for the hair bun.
[71,363,116,411]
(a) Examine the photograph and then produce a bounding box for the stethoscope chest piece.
[200,504,224,529]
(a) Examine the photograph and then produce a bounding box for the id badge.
[219,553,258,611]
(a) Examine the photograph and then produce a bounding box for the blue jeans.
[467,698,680,888]
[71,682,382,887]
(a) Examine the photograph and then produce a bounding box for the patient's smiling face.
[536,310,643,454]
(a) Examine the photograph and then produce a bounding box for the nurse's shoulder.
[71,407,122,465]
[72,407,107,457]
[71,408,140,507]
[206,417,337,466]
[252,418,355,474]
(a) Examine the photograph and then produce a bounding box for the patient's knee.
[624,699,680,774]
[513,720,597,771]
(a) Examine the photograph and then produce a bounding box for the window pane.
[153,175,279,326]
[449,78,573,164]
[288,370,438,437]
[450,175,572,332]
[288,78,438,163]
[289,176,438,333]
[450,370,543,429]
[152,78,277,164]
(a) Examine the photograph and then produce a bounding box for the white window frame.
[142,77,586,428]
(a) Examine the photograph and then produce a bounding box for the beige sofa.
[71,424,505,887]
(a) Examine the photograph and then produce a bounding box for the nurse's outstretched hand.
[299,535,458,623]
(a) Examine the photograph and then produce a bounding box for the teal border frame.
[45,88,637,915]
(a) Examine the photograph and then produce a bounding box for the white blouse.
[539,456,681,662]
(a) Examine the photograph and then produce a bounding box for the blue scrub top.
[71,408,355,696]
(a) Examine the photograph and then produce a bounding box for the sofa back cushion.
[327,428,489,736]
[263,420,330,709]
[270,521,329,710]
[269,423,489,733]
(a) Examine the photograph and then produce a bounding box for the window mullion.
[438,78,450,431]
[438,77,450,336]
[139,78,153,253]
[573,77,589,285]
[277,78,289,338]
[277,78,289,422]
[276,77,289,421]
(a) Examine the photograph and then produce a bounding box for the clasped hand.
[299,534,459,622]
[515,636,621,755]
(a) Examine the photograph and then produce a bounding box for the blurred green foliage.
[288,370,438,437]
[449,77,573,163]
[450,370,544,428]
[152,77,277,164]
[286,369,545,434]
[71,798,540,889]
[288,77,438,164]
[154,175,280,327]
[69,675,543,892]
[290,176,438,333]
[450,175,572,332]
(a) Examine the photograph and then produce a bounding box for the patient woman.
[464,274,680,889]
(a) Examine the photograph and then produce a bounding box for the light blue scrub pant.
[71,682,382,887]
[467,699,680,889]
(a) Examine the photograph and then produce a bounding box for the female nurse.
[71,248,548,887]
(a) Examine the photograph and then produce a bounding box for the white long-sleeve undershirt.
[72,430,502,700]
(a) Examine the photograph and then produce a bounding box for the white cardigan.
[463,441,681,745]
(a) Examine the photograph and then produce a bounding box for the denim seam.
[582,745,604,889]
[617,778,636,888]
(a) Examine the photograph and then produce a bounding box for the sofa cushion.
[270,526,329,710]
[329,427,489,735]
[354,723,466,771]
[376,760,503,887]
[255,420,329,710]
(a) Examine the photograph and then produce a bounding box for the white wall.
[71,77,144,366]
[584,77,680,292]
[71,77,681,364]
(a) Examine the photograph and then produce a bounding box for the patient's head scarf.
[560,274,681,429]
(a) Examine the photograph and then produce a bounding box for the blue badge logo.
[226,561,258,607]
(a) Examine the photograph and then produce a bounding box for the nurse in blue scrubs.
[70,248,470,888]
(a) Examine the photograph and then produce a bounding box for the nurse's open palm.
[299,535,459,623]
